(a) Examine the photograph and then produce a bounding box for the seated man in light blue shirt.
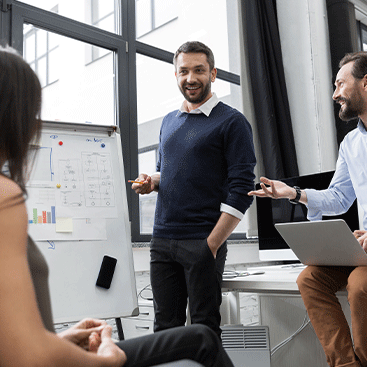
[249,51,367,367]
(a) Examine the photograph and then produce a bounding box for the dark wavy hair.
[173,41,215,71]
[339,51,367,80]
[0,46,42,196]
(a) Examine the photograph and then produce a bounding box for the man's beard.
[179,80,211,104]
[337,92,364,121]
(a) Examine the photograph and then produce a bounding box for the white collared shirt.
[178,93,220,117]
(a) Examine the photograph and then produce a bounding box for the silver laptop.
[274,219,367,266]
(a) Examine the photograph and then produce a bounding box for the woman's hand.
[59,320,127,365]
[96,325,127,366]
[58,318,107,350]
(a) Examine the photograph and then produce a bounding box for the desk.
[222,265,307,295]
[222,265,350,367]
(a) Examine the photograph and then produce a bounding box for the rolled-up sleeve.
[305,146,356,221]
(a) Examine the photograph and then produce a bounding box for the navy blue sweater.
[153,102,256,239]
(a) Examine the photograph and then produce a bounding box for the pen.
[128,180,145,184]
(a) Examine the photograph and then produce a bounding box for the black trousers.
[118,324,234,367]
[150,238,227,338]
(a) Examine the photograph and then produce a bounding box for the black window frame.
[358,21,367,50]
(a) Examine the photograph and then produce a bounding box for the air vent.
[221,325,271,367]
[222,326,270,350]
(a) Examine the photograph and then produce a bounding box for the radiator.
[221,325,271,367]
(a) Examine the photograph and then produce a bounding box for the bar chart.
[29,206,56,224]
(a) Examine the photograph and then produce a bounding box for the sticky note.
[56,217,73,233]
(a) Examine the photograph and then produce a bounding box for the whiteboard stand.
[115,318,125,340]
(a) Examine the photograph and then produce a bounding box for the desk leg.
[221,292,240,325]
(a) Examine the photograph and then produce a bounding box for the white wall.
[276,0,338,175]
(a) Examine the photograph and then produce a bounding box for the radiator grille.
[222,326,270,350]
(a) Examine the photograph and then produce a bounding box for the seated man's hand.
[353,230,367,252]
[248,177,294,200]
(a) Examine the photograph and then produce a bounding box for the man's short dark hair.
[173,41,215,70]
[339,51,367,80]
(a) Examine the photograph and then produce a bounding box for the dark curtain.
[241,0,299,180]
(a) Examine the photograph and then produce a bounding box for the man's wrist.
[290,187,297,200]
[289,186,301,204]
[207,235,221,250]
[151,173,160,191]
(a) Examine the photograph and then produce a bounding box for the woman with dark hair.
[0,46,234,367]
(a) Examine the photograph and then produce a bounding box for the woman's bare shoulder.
[0,176,23,205]
[0,176,27,251]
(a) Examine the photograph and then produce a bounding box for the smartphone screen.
[96,255,117,289]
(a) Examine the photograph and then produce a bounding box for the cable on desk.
[223,269,265,279]
[137,283,153,301]
[270,311,311,357]
[223,270,247,279]
[281,263,306,269]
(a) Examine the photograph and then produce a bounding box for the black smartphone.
[96,255,117,289]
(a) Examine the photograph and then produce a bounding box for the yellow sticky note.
[56,217,73,233]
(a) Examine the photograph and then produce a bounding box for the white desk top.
[222,265,304,295]
[222,265,348,296]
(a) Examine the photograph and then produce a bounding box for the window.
[15,2,125,127]
[136,55,179,234]
[12,0,247,241]
[135,0,245,239]
[19,0,120,34]
[360,23,367,51]
[23,27,116,125]
[90,0,116,61]
[91,0,115,30]
[135,0,241,74]
[136,0,178,38]
[23,6,59,88]
[138,149,158,234]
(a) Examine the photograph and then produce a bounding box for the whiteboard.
[26,121,138,323]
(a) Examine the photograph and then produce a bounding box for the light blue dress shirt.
[305,120,367,229]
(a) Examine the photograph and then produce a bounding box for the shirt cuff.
[304,189,323,221]
[220,203,244,220]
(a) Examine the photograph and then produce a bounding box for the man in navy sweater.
[132,41,256,338]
